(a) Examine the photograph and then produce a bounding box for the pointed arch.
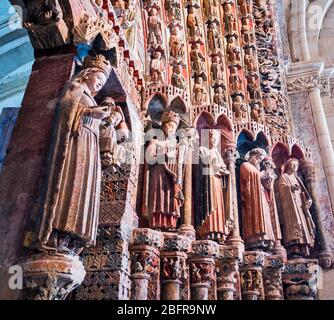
[291,144,305,160]
[271,142,290,170]
[193,111,215,129]
[170,96,188,114]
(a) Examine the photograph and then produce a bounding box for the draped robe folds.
[145,138,184,230]
[240,162,275,247]
[195,146,233,241]
[261,173,282,242]
[38,82,102,246]
[279,173,315,252]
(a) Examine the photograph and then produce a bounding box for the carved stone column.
[240,251,265,300]
[225,146,244,251]
[216,245,242,300]
[179,146,196,241]
[263,255,284,300]
[160,233,191,300]
[22,253,86,300]
[129,228,164,300]
[189,240,219,300]
[287,61,334,213]
[301,157,333,268]
[282,258,319,300]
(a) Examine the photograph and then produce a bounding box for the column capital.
[161,233,192,253]
[286,59,324,94]
[131,228,164,250]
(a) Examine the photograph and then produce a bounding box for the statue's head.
[161,111,180,137]
[286,158,299,173]
[262,157,274,170]
[209,129,221,148]
[248,148,266,165]
[73,55,111,96]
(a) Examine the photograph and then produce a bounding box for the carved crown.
[83,54,112,77]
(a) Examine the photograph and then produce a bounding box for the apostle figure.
[187,7,202,38]
[147,8,162,47]
[207,22,222,53]
[150,51,165,84]
[169,27,185,63]
[195,130,232,241]
[36,55,112,253]
[261,157,284,254]
[279,158,316,257]
[145,111,185,230]
[171,65,187,90]
[240,148,276,250]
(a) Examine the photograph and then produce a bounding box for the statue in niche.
[99,98,128,168]
[213,87,226,106]
[190,43,206,77]
[207,22,222,54]
[244,47,257,72]
[187,7,202,38]
[223,3,237,33]
[226,36,241,65]
[193,77,208,104]
[240,148,276,250]
[250,103,264,122]
[238,0,252,17]
[241,17,255,44]
[144,111,185,230]
[147,8,162,47]
[24,0,70,50]
[247,73,262,101]
[229,66,243,93]
[122,0,138,50]
[171,65,187,90]
[261,158,284,252]
[203,0,219,19]
[279,159,316,257]
[36,55,112,254]
[169,27,185,64]
[150,51,165,84]
[195,129,232,241]
[165,0,182,22]
[211,55,224,84]
[232,95,247,121]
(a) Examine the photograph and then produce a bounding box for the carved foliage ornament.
[287,75,321,93]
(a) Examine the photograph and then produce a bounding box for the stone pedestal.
[129,228,164,300]
[282,258,319,300]
[240,251,265,300]
[160,233,191,300]
[217,245,242,300]
[263,255,284,300]
[21,252,85,300]
[179,224,196,241]
[189,240,219,300]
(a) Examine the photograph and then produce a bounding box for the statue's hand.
[307,199,312,208]
[90,107,111,119]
